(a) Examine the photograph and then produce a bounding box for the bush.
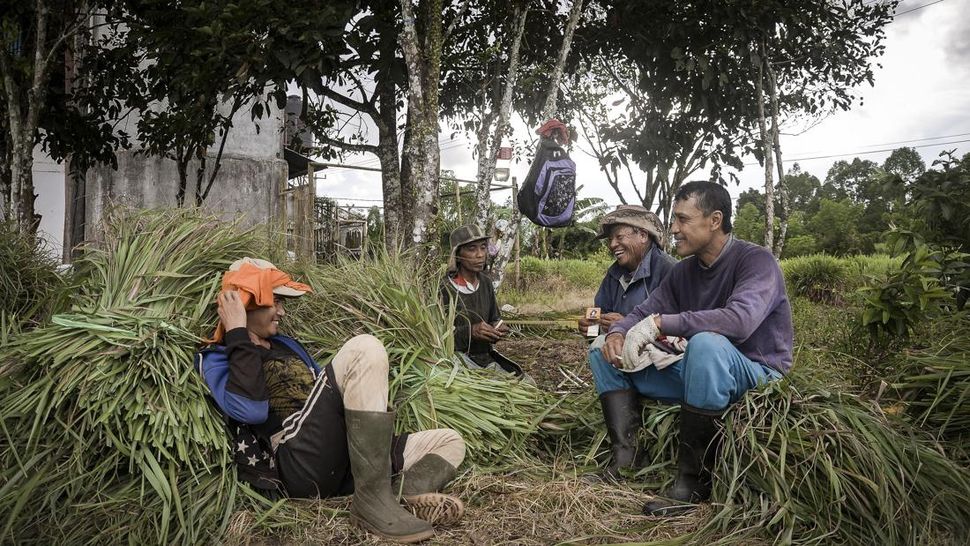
[781,254,847,303]
[0,223,70,327]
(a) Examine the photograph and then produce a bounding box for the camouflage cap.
[448,224,490,270]
[596,205,664,244]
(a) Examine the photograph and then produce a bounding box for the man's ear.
[709,210,723,232]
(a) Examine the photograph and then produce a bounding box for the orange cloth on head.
[207,262,312,344]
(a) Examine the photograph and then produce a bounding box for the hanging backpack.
[518,136,576,227]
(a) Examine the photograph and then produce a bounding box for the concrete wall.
[31,146,66,258]
[81,100,287,243]
[84,151,286,241]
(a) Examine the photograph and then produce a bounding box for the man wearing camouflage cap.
[581,205,676,482]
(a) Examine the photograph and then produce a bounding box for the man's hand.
[621,314,661,371]
[578,316,595,336]
[218,289,247,331]
[598,312,624,330]
[470,321,503,342]
[602,333,625,367]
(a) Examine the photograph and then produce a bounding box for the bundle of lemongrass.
[0,209,270,544]
[684,374,970,545]
[285,252,570,463]
[893,311,970,461]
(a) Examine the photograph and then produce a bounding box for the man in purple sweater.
[598,181,793,517]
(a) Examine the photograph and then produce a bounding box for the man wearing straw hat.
[197,258,466,543]
[582,205,676,482]
[598,181,793,517]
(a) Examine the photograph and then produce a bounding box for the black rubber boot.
[643,407,721,517]
[394,453,457,496]
[346,410,434,543]
[600,389,643,482]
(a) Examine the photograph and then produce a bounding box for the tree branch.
[443,0,471,43]
[316,134,379,155]
[320,86,376,117]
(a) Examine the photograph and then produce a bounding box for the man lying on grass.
[580,205,676,481]
[598,181,793,517]
[196,258,465,544]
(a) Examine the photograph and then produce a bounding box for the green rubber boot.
[346,410,434,543]
[395,454,458,496]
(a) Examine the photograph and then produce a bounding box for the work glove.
[621,315,687,372]
[620,315,661,371]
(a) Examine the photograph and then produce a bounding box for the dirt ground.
[495,335,594,392]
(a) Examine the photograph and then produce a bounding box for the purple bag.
[518,137,576,227]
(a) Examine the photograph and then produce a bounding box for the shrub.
[859,231,960,338]
[0,223,70,327]
[781,254,847,303]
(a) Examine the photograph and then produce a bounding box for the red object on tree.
[536,119,570,145]
[496,146,513,160]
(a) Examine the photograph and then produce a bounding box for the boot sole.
[350,513,435,543]
[403,493,465,526]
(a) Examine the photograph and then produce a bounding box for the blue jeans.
[588,332,782,412]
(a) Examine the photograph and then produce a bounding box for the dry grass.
[225,466,710,546]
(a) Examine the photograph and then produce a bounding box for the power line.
[846,132,970,148]
[742,137,970,166]
[895,0,946,17]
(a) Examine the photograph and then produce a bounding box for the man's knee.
[342,334,388,374]
[439,429,466,468]
[682,332,736,411]
[684,332,732,359]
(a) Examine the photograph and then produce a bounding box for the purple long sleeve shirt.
[608,237,794,374]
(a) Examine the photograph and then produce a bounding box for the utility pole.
[512,177,520,289]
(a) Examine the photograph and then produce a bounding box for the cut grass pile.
[892,311,970,461]
[0,208,268,544]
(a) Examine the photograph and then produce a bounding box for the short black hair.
[674,181,733,234]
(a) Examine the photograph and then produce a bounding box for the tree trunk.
[0,0,71,235]
[766,60,788,258]
[540,0,585,120]
[474,5,528,227]
[398,0,444,258]
[175,148,190,207]
[754,45,774,250]
[492,177,520,289]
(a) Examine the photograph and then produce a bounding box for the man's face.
[457,240,488,273]
[607,225,650,271]
[247,296,285,339]
[670,196,719,257]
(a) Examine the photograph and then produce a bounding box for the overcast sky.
[318,0,970,214]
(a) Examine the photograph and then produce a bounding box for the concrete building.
[32,99,290,261]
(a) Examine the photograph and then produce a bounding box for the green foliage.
[732,202,764,246]
[892,311,970,461]
[0,223,70,327]
[859,231,958,338]
[806,198,866,255]
[781,254,846,303]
